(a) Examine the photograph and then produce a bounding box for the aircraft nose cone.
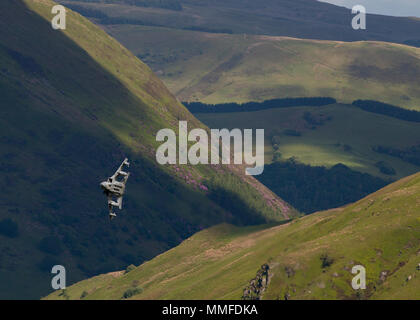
[100,182,107,188]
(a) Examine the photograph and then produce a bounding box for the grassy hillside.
[45,172,420,300]
[102,26,420,109]
[0,0,295,299]
[196,104,420,180]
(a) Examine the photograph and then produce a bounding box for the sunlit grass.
[104,25,420,110]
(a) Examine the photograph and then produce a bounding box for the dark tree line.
[184,97,337,113]
[352,100,420,122]
[257,160,388,214]
[185,98,420,122]
[373,144,420,166]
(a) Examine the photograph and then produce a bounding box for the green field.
[45,172,420,300]
[100,25,420,110]
[195,104,420,180]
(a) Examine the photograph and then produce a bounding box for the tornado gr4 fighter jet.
[100,158,130,220]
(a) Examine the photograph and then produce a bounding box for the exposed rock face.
[242,264,270,300]
[379,271,388,282]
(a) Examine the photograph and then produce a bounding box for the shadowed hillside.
[0,0,294,299]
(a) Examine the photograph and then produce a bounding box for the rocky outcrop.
[242,264,270,300]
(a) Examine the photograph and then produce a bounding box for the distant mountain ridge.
[59,0,420,44]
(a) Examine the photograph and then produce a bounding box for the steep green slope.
[46,172,420,300]
[0,0,294,299]
[103,26,420,109]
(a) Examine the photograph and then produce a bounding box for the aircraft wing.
[110,158,130,180]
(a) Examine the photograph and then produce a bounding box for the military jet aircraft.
[100,158,130,220]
